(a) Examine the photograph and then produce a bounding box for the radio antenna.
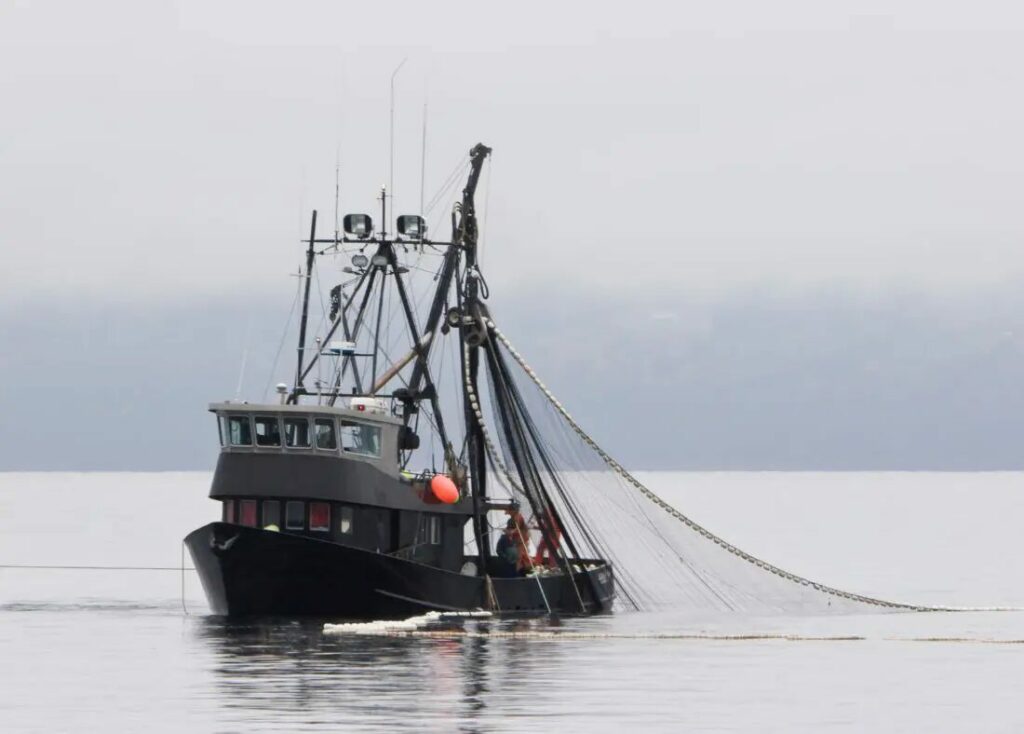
[419,100,428,221]
[389,57,408,225]
[334,146,341,245]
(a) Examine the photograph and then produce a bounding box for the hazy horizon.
[5,281,1024,472]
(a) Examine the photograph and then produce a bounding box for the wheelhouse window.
[314,419,337,450]
[309,502,330,531]
[262,500,280,529]
[254,416,281,447]
[285,501,304,530]
[420,515,441,545]
[338,506,354,535]
[217,416,227,446]
[227,416,253,446]
[341,420,382,457]
[284,418,311,448]
[222,500,236,523]
[239,499,258,527]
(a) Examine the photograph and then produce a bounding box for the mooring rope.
[482,317,991,614]
[181,541,190,616]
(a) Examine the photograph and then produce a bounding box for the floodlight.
[343,214,373,238]
[397,215,427,239]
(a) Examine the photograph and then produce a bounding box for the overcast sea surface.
[1,471,1022,733]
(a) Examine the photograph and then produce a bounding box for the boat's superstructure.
[185,143,615,618]
[206,402,471,570]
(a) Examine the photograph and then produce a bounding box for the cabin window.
[309,502,330,531]
[217,416,227,446]
[420,515,441,545]
[284,418,311,448]
[341,420,382,457]
[223,500,235,523]
[262,500,280,529]
[254,416,281,446]
[338,506,354,535]
[227,416,253,446]
[239,500,258,527]
[285,501,304,530]
[314,419,337,450]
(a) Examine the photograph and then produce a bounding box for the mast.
[370,187,387,388]
[455,143,493,567]
[404,144,492,398]
[293,210,318,396]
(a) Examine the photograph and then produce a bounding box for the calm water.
[1,472,1022,732]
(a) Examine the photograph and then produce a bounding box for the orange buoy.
[430,474,459,504]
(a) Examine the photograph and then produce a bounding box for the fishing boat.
[185,143,616,618]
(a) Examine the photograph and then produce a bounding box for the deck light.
[343,214,373,238]
[371,254,389,267]
[326,341,357,356]
[351,253,369,269]
[397,215,426,239]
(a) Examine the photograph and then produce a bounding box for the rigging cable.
[461,341,576,614]
[262,277,302,401]
[424,155,470,217]
[483,341,632,611]
[479,155,492,264]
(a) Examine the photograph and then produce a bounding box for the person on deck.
[494,520,520,578]
[505,504,532,575]
[532,507,562,569]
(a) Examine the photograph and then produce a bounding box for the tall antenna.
[389,57,408,226]
[334,146,341,244]
[234,317,253,400]
[293,210,318,398]
[419,100,428,220]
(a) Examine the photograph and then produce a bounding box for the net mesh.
[475,318,944,615]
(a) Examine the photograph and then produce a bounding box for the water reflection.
[191,617,569,732]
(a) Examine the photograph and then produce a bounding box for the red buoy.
[430,474,459,504]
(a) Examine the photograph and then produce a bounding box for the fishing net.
[473,316,943,615]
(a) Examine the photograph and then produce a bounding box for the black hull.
[185,522,615,619]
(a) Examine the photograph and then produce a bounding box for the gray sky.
[4,1,1024,300]
[3,1,1024,469]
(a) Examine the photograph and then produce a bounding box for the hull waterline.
[186,522,614,619]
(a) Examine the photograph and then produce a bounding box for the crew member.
[505,503,532,574]
[532,507,562,568]
[494,519,520,577]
